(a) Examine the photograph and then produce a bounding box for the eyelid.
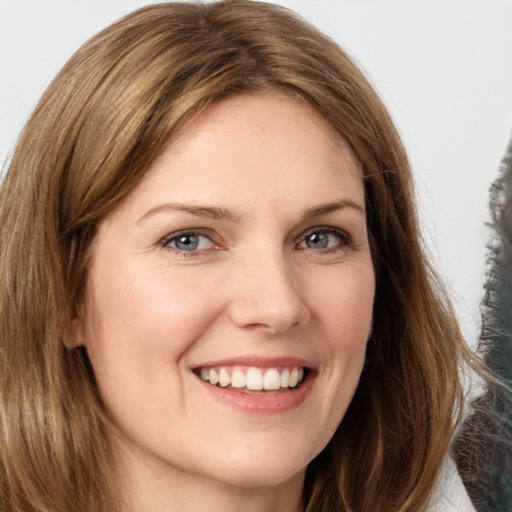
[296,226,354,250]
[158,225,355,257]
[160,228,220,254]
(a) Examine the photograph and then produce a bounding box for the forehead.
[113,93,364,223]
[170,92,358,172]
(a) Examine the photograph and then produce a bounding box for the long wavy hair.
[0,1,473,510]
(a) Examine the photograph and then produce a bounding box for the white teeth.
[218,368,230,388]
[263,369,281,390]
[280,368,290,387]
[289,368,299,387]
[209,369,219,385]
[246,367,264,390]
[231,369,246,388]
[198,366,306,390]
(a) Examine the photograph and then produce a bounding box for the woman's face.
[72,93,375,494]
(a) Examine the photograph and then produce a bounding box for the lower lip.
[195,372,315,414]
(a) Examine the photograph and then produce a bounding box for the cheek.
[314,264,374,408]
[80,261,227,423]
[83,260,227,363]
[314,264,375,345]
[291,265,374,459]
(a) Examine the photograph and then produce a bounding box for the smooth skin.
[69,93,375,512]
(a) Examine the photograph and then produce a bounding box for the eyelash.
[160,226,354,257]
[297,227,354,253]
[160,228,218,257]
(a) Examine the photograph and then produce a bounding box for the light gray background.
[2,1,512,347]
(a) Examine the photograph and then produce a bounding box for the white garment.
[426,456,476,512]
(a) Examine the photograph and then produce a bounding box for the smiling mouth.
[195,366,307,393]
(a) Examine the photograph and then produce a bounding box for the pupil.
[176,235,198,251]
[307,232,328,249]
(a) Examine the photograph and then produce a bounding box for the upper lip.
[191,355,316,371]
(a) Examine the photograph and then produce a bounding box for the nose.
[227,249,311,334]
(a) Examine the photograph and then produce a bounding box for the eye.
[162,230,217,253]
[298,227,351,251]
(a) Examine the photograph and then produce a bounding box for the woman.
[0,1,478,511]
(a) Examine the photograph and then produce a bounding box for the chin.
[198,435,317,490]
[211,460,307,490]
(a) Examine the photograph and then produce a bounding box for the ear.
[62,316,86,349]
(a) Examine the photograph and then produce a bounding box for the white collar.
[426,455,476,511]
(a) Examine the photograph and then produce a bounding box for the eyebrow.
[137,204,241,223]
[302,200,365,221]
[136,199,365,224]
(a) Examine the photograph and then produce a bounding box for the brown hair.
[0,1,472,510]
